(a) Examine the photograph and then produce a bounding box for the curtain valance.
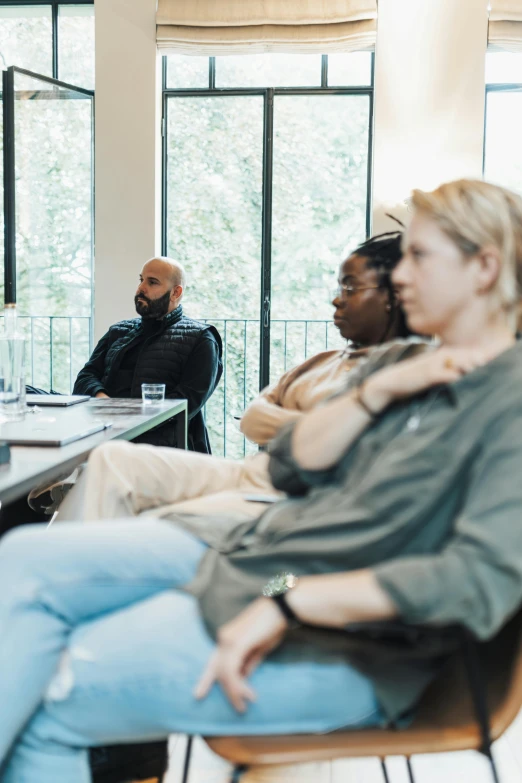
[489,2,522,51]
[156,1,376,54]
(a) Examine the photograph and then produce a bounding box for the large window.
[1,1,94,392]
[484,52,522,194]
[164,54,373,456]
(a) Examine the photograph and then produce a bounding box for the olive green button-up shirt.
[181,339,522,721]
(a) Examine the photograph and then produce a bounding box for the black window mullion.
[483,88,489,176]
[3,67,16,304]
[366,90,374,238]
[260,87,274,390]
[162,55,167,90]
[364,52,376,235]
[321,54,328,88]
[52,2,58,79]
[161,57,168,256]
[161,93,168,256]
[209,57,216,89]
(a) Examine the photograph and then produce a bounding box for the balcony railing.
[7,316,345,458]
[203,319,345,458]
[1,315,92,394]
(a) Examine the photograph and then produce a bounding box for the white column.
[94,0,161,340]
[372,0,489,232]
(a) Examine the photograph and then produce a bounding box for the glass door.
[2,65,94,392]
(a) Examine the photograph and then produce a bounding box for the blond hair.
[411,179,522,326]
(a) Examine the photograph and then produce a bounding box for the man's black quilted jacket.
[73,306,222,453]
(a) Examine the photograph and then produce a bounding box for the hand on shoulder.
[361,345,487,413]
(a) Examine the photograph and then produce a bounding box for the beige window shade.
[156,0,376,54]
[489,1,522,51]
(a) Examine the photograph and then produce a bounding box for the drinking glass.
[0,337,26,417]
[141,383,166,405]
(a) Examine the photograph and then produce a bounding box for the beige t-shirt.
[240,347,366,446]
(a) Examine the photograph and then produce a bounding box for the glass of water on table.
[141,383,165,405]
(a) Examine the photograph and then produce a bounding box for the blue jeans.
[0,520,382,783]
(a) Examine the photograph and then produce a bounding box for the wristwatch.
[262,572,300,626]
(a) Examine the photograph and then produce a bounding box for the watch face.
[262,572,298,597]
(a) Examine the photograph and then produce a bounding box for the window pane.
[59,4,95,89]
[328,51,372,86]
[0,6,52,75]
[484,91,522,195]
[271,95,370,332]
[486,52,522,84]
[166,96,263,457]
[166,55,209,88]
[13,70,93,336]
[216,53,321,87]
[166,97,263,319]
[11,71,93,390]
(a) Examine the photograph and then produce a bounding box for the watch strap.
[271,592,300,626]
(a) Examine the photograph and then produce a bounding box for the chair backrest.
[481,608,522,740]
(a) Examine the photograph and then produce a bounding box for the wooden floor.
[162,708,522,782]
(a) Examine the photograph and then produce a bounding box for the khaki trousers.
[57,441,281,523]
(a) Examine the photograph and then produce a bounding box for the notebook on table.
[25,394,90,407]
[0,416,108,446]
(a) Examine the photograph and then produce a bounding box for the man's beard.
[134,289,172,319]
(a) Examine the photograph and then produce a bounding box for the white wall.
[94,0,160,340]
[373,0,490,233]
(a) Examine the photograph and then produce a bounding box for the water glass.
[0,337,26,417]
[141,383,165,405]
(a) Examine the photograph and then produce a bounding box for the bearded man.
[73,257,222,453]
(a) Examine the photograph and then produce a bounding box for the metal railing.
[203,318,345,458]
[9,315,344,458]
[0,315,92,393]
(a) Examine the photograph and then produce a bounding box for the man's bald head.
[135,257,187,319]
[145,256,186,289]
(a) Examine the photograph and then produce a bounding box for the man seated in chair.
[2,179,522,783]
[73,256,222,453]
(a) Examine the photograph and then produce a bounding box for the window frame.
[1,1,95,319]
[2,65,94,329]
[0,0,94,80]
[483,50,522,175]
[161,53,375,388]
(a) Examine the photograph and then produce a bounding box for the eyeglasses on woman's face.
[331,283,381,300]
